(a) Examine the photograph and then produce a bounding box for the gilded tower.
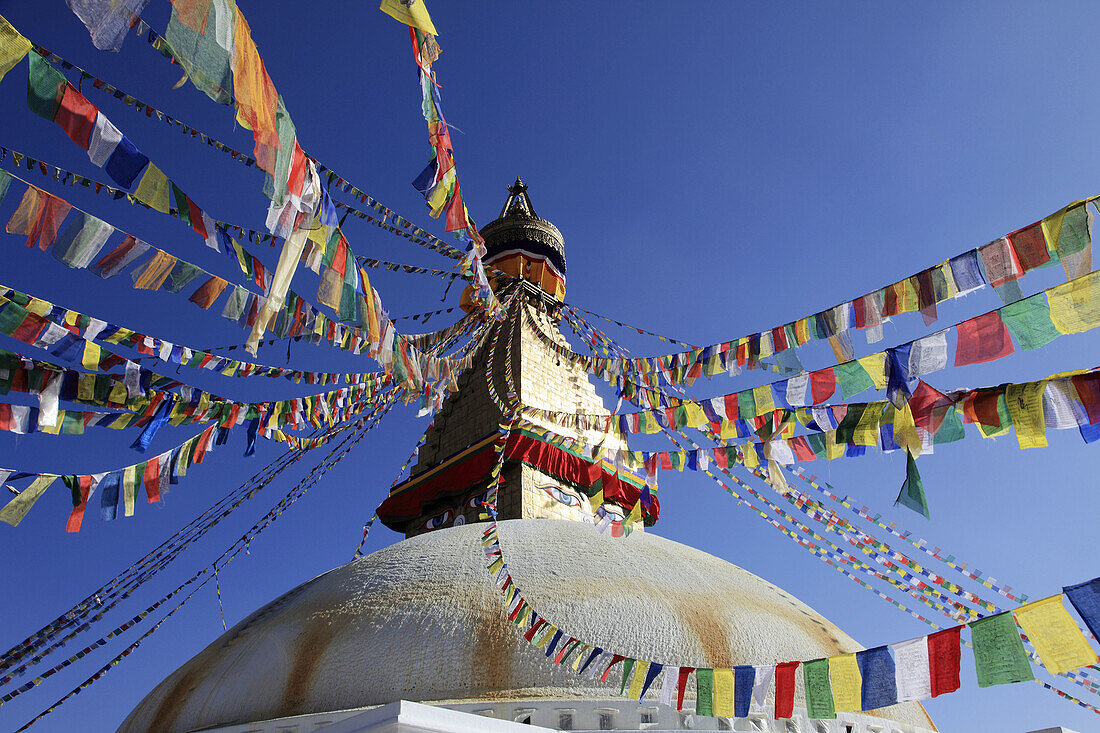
[377,180,650,537]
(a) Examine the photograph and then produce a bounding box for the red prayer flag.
[928,626,962,697]
[789,436,817,461]
[723,394,739,421]
[676,667,695,711]
[772,326,788,352]
[55,84,98,150]
[954,312,1015,366]
[962,388,1003,428]
[916,269,937,325]
[188,276,228,310]
[908,380,951,432]
[810,369,837,403]
[66,475,94,533]
[600,654,626,682]
[1006,222,1051,273]
[1071,373,1100,425]
[774,661,800,719]
[26,193,73,251]
[143,457,161,503]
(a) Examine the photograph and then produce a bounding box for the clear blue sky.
[0,2,1097,731]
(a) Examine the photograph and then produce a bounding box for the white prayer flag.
[891,636,932,702]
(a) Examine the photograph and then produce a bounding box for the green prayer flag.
[0,169,11,206]
[835,403,869,445]
[27,53,66,120]
[164,6,234,105]
[970,612,1034,688]
[834,360,875,399]
[1000,297,1060,351]
[737,389,756,420]
[620,658,635,695]
[52,211,114,269]
[895,452,930,519]
[164,261,202,294]
[694,668,714,716]
[933,405,966,444]
[803,658,836,719]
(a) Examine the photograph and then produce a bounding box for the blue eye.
[424,510,452,530]
[468,490,490,509]
[541,485,581,507]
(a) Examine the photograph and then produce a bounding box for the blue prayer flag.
[1064,577,1100,640]
[857,646,898,710]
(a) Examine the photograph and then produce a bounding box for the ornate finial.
[500,177,536,219]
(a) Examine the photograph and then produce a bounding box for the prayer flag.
[1000,296,1059,351]
[857,646,897,710]
[1014,595,1098,675]
[52,210,113,268]
[134,162,171,213]
[27,53,66,121]
[803,658,835,719]
[750,665,773,713]
[55,84,98,149]
[0,15,31,84]
[1005,381,1047,449]
[0,474,56,526]
[1047,270,1100,335]
[712,668,734,717]
[891,636,931,702]
[1064,577,1100,641]
[132,250,178,290]
[733,666,753,718]
[695,668,713,716]
[969,612,1034,688]
[640,662,662,700]
[64,0,150,51]
[928,627,960,697]
[894,452,929,519]
[676,666,693,711]
[828,653,861,712]
[955,312,1014,366]
[773,661,799,719]
[1050,203,1092,282]
[98,470,121,520]
[379,0,439,36]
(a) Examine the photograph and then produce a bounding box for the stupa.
[118,182,937,733]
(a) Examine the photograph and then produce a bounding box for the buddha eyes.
[541,484,581,508]
[467,490,491,509]
[424,510,453,530]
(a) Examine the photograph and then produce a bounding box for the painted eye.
[541,484,581,508]
[424,510,452,530]
[467,490,490,509]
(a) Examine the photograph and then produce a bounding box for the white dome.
[118,520,935,732]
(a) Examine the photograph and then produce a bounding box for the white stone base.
[199,698,937,733]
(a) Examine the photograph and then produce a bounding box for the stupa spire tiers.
[461,179,567,311]
[381,182,652,537]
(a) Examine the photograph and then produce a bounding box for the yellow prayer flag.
[379,0,438,36]
[712,668,735,716]
[752,385,775,417]
[0,474,56,526]
[536,624,557,649]
[683,401,708,428]
[132,250,178,290]
[0,15,31,85]
[134,163,171,214]
[1048,271,1100,335]
[1040,205,1071,254]
[25,297,52,317]
[77,373,95,401]
[571,645,590,671]
[81,341,101,371]
[1015,595,1099,675]
[824,430,845,461]
[828,652,862,712]
[893,402,920,456]
[628,660,650,699]
[857,352,887,389]
[852,402,884,446]
[1005,381,1047,449]
[719,419,738,440]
